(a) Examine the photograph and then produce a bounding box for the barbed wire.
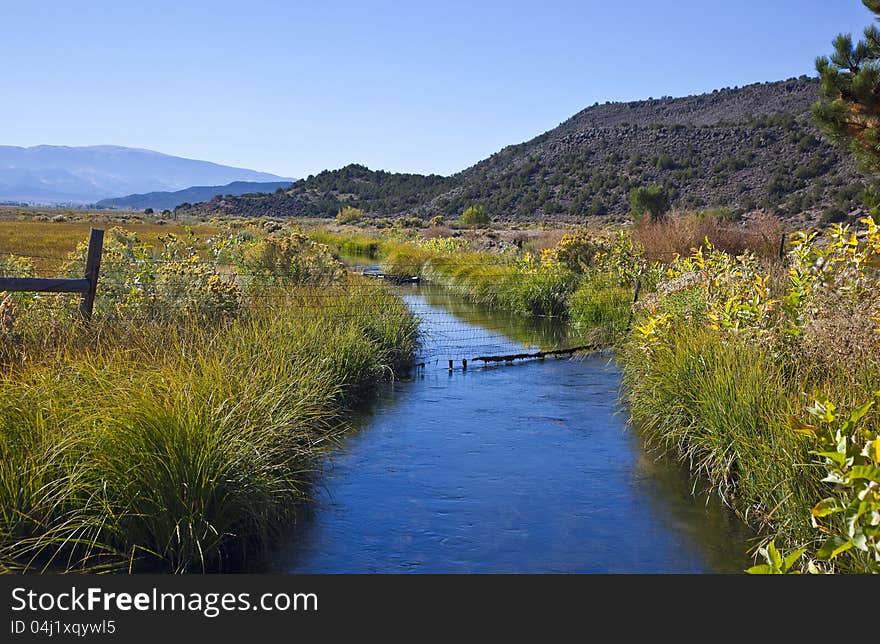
[0,246,633,368]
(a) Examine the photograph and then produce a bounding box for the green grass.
[568,274,633,344]
[618,324,880,570]
[382,244,576,318]
[0,278,417,573]
[621,331,809,533]
[308,230,387,259]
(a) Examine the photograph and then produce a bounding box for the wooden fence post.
[78,228,104,321]
[778,232,787,262]
[625,278,642,333]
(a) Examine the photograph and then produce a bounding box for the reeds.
[632,210,783,262]
[0,279,418,572]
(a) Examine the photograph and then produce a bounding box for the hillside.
[177,76,868,223]
[96,180,293,211]
[0,145,290,204]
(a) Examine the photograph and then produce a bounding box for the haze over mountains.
[0,145,291,205]
[178,76,867,223]
[96,181,293,211]
[5,77,869,222]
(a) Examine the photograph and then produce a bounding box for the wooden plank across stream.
[471,344,600,364]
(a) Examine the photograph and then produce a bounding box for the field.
[1,208,878,574]
[0,217,418,572]
[0,209,223,274]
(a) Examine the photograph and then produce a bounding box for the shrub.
[236,231,345,286]
[61,228,243,323]
[459,204,489,227]
[632,211,782,262]
[540,229,605,273]
[628,185,670,222]
[335,206,363,225]
[396,216,425,229]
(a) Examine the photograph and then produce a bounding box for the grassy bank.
[308,229,386,259]
[0,224,418,572]
[620,220,879,571]
[381,235,633,344]
[356,214,879,572]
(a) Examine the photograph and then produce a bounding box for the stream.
[272,282,752,573]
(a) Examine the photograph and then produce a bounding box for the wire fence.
[0,245,628,369]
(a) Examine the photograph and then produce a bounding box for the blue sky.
[0,1,875,178]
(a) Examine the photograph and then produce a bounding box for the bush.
[335,206,363,225]
[632,211,782,262]
[459,204,489,227]
[628,185,670,222]
[236,231,345,286]
[396,216,425,229]
[540,229,605,272]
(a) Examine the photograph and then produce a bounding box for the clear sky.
[0,1,876,178]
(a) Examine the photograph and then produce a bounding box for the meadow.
[0,220,418,572]
[2,209,878,574]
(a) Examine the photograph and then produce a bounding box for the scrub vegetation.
[308,210,878,573]
[0,223,417,572]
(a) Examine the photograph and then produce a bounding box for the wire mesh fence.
[0,242,634,371]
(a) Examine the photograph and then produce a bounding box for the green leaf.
[849,400,875,425]
[814,450,848,467]
[767,540,782,569]
[816,536,854,560]
[849,465,880,481]
[783,547,807,572]
[812,497,846,517]
[745,564,777,575]
[863,439,880,464]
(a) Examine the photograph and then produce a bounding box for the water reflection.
[271,285,752,573]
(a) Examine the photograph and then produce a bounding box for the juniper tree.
[628,185,670,222]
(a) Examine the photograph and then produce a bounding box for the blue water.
[273,288,750,573]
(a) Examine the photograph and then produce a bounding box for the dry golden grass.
[0,219,220,273]
[632,210,783,262]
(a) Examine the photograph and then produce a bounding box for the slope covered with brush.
[177,77,865,223]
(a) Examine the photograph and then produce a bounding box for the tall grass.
[620,218,880,571]
[620,330,819,541]
[569,273,633,345]
[308,230,387,259]
[632,211,783,262]
[0,226,418,572]
[383,243,575,318]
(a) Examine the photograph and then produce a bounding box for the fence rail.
[0,228,104,320]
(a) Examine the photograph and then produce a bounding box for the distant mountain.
[97,180,293,211]
[178,77,867,223]
[0,145,291,204]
